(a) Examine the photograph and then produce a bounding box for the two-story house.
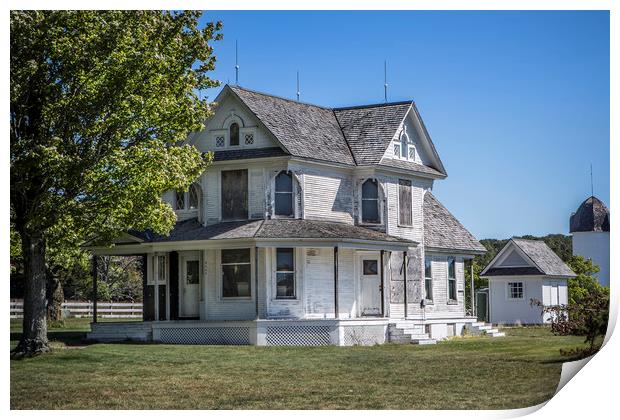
[88,85,488,346]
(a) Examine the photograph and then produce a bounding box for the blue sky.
[199,11,610,239]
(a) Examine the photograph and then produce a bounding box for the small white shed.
[481,238,575,325]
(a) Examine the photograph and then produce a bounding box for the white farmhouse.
[89,85,494,345]
[570,196,610,287]
[481,238,575,325]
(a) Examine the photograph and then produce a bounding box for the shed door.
[359,254,382,316]
[179,252,200,318]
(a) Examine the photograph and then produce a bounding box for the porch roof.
[111,218,417,252]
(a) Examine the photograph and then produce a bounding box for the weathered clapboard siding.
[204,248,256,320]
[205,170,220,225]
[337,248,356,318]
[249,168,265,219]
[301,169,354,224]
[192,94,279,152]
[384,175,431,242]
[304,247,336,316]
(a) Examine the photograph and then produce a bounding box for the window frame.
[360,178,382,225]
[506,281,525,301]
[220,248,253,300]
[424,257,433,302]
[274,248,296,300]
[447,256,457,303]
[229,122,240,146]
[273,171,295,218]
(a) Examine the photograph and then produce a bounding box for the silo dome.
[569,196,610,233]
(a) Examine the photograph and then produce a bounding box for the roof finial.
[296,71,300,102]
[235,40,239,85]
[384,60,388,103]
[590,163,594,197]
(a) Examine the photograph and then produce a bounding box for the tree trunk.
[46,269,64,323]
[12,231,50,357]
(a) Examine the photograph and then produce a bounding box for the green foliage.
[566,255,606,305]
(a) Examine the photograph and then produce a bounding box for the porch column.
[380,250,385,317]
[470,260,475,316]
[403,251,408,319]
[92,255,98,324]
[334,246,339,319]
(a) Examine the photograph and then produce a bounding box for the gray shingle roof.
[213,147,288,162]
[482,267,543,276]
[229,86,355,165]
[128,218,416,246]
[570,196,610,233]
[423,192,486,253]
[379,158,446,178]
[333,102,411,165]
[510,238,575,277]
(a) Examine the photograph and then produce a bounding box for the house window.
[395,128,416,161]
[229,123,240,146]
[424,257,433,301]
[221,249,251,298]
[393,142,401,158]
[361,179,380,224]
[276,248,295,299]
[408,145,416,161]
[448,257,456,301]
[215,135,225,148]
[157,255,167,284]
[398,179,412,226]
[401,132,409,159]
[274,171,294,217]
[175,191,185,210]
[508,282,524,300]
[221,169,248,220]
[244,133,254,145]
[188,183,200,210]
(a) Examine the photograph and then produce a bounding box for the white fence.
[10,300,143,319]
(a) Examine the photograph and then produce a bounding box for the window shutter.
[398,179,412,226]
[221,169,248,220]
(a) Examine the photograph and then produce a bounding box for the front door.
[179,252,200,318]
[359,253,382,316]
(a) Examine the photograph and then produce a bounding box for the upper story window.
[398,179,412,227]
[229,123,240,146]
[274,171,294,217]
[221,169,248,221]
[394,127,416,161]
[361,179,380,224]
[175,183,201,212]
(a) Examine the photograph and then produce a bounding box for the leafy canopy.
[10,10,221,243]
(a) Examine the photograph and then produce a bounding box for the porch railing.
[10,300,143,319]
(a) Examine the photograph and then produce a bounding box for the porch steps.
[87,322,153,342]
[465,322,505,338]
[388,323,436,345]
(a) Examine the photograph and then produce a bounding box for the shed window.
[274,171,294,217]
[229,123,240,146]
[508,282,524,300]
[221,249,251,298]
[448,257,456,301]
[361,179,380,224]
[398,179,412,226]
[276,248,295,299]
[424,257,433,301]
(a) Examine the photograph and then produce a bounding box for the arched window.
[400,131,409,159]
[274,171,294,217]
[230,122,240,146]
[188,183,201,210]
[361,179,380,224]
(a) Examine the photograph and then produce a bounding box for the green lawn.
[10,324,588,410]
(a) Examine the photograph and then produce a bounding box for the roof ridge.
[228,84,332,110]
[334,100,413,111]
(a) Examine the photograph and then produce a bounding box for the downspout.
[403,251,408,319]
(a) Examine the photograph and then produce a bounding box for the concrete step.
[411,338,437,345]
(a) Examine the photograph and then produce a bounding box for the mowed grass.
[10,324,587,410]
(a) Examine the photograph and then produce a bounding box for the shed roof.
[423,192,486,254]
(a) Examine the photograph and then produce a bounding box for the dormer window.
[361,179,380,224]
[274,171,294,217]
[395,127,416,162]
[230,122,240,146]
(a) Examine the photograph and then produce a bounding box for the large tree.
[10,11,221,356]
